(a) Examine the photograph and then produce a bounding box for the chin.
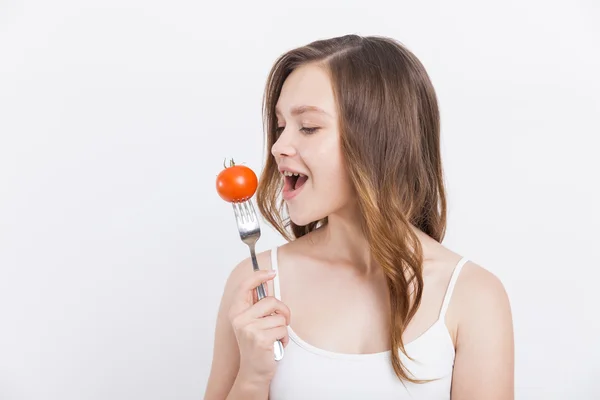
[289,213,314,227]
[287,206,327,228]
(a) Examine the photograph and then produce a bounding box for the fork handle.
[249,245,285,361]
[255,282,267,300]
[250,246,268,300]
[254,284,284,361]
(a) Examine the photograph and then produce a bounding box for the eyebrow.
[275,105,333,119]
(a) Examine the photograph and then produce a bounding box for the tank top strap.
[438,256,469,321]
[270,246,282,300]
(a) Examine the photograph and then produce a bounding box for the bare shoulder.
[450,260,515,396]
[453,260,512,318]
[223,249,276,298]
[422,239,512,339]
[449,262,515,397]
[227,250,273,281]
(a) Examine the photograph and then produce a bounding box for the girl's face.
[271,63,355,226]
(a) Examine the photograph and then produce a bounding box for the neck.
[308,209,436,275]
[307,205,377,274]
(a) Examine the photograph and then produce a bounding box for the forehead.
[276,63,337,117]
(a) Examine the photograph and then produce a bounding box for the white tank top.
[268,246,469,400]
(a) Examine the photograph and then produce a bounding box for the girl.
[205,34,514,399]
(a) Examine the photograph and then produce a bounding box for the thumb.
[235,269,277,305]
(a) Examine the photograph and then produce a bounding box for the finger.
[248,314,288,331]
[280,333,290,348]
[266,326,289,347]
[247,296,291,324]
[235,269,277,304]
[233,296,291,330]
[268,325,290,348]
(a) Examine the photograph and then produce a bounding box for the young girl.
[205,34,514,400]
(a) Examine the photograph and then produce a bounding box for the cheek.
[301,131,351,194]
[311,149,351,194]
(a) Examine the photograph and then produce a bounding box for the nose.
[271,129,297,158]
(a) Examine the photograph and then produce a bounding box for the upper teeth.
[283,171,304,177]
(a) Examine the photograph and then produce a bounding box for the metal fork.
[232,200,285,361]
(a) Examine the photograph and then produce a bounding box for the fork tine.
[232,202,242,224]
[232,202,237,220]
[241,202,248,224]
[243,201,254,222]
[243,201,251,224]
[248,199,257,217]
[236,201,245,223]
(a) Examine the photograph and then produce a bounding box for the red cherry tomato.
[216,159,258,203]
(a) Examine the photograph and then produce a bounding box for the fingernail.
[268,270,277,276]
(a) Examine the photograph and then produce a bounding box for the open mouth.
[283,172,309,195]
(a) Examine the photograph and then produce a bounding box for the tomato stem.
[222,158,239,169]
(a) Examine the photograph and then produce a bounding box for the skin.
[204,63,514,400]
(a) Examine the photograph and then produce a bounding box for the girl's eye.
[300,127,319,134]
[275,126,319,136]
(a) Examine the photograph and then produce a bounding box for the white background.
[1,0,599,399]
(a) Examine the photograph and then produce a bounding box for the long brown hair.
[256,34,446,382]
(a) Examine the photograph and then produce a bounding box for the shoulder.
[451,260,513,344]
[454,261,511,315]
[227,249,274,280]
[448,261,515,397]
[223,248,276,298]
